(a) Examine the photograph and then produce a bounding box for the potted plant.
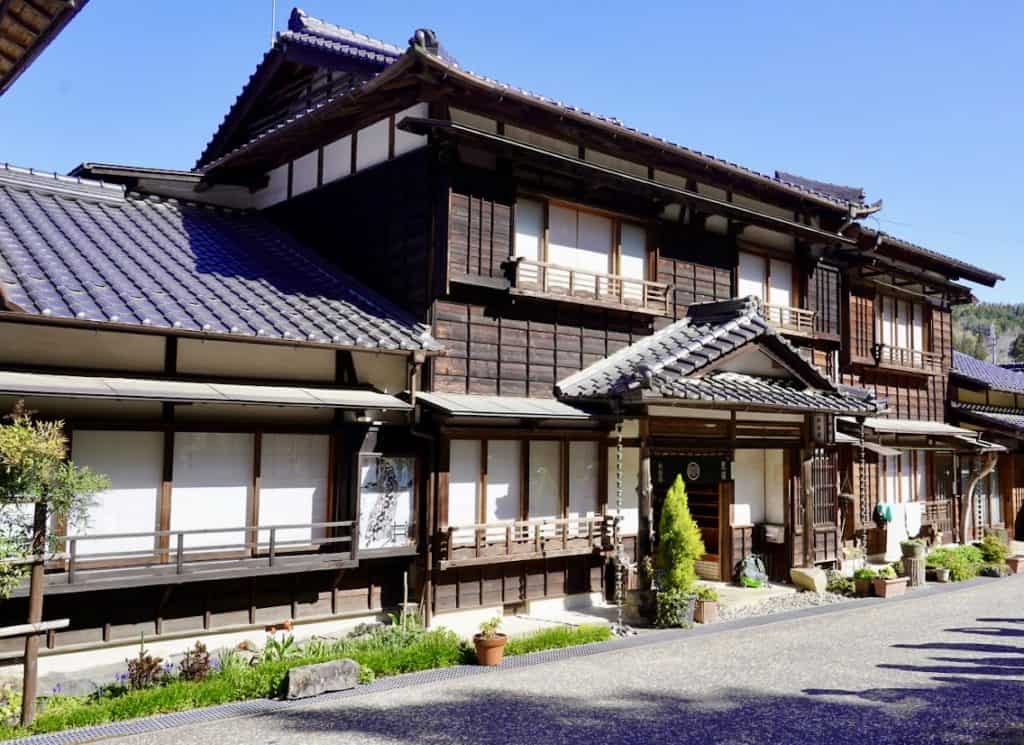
[853,567,877,597]
[473,616,507,666]
[625,556,658,623]
[694,585,720,624]
[654,475,704,628]
[900,539,926,560]
[1007,556,1023,575]
[871,565,909,598]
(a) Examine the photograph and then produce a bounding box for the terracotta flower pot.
[474,633,508,666]
[854,578,874,597]
[1007,557,1023,575]
[872,577,909,598]
[694,599,719,624]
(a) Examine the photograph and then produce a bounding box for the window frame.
[513,195,650,281]
[874,294,930,353]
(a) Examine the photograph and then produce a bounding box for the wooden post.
[801,453,814,568]
[21,501,47,726]
[903,556,926,587]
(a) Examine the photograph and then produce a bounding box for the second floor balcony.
[510,257,671,315]
[871,342,943,373]
[760,303,816,337]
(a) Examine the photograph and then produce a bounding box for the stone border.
[5,575,1009,745]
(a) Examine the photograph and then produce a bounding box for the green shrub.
[739,575,763,588]
[657,475,705,593]
[504,625,611,656]
[655,588,695,628]
[852,567,877,580]
[825,571,855,596]
[695,585,719,602]
[927,545,984,581]
[877,565,897,580]
[978,535,1009,565]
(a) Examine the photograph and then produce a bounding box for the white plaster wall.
[356,118,390,171]
[0,323,165,371]
[291,150,319,197]
[323,134,352,183]
[253,164,289,209]
[393,103,429,156]
[176,338,335,382]
[352,352,407,394]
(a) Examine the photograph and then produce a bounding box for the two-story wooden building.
[0,7,1006,653]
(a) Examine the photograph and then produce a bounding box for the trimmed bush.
[927,545,985,581]
[977,535,1009,566]
[657,475,705,594]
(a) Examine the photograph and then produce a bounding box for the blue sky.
[1,1,1019,301]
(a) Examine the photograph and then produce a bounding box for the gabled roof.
[1,0,88,97]
[0,164,440,353]
[200,11,870,212]
[555,297,882,415]
[196,8,402,169]
[952,351,1024,394]
[774,171,866,206]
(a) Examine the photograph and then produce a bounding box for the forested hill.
[953,303,1024,362]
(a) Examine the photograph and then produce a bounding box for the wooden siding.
[268,149,436,317]
[430,300,652,397]
[432,555,603,612]
[807,262,841,337]
[448,191,512,282]
[0,563,402,658]
[655,227,733,319]
[847,286,875,363]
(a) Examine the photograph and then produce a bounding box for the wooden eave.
[413,51,856,219]
[403,117,855,249]
[0,0,87,97]
[200,51,423,183]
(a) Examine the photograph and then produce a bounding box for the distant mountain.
[952,303,1024,363]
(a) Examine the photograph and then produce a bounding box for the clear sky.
[1,1,1019,301]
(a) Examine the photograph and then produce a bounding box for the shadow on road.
[257,615,1024,745]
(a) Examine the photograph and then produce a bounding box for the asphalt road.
[107,576,1024,745]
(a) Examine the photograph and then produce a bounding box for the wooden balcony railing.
[871,343,943,373]
[25,520,359,595]
[512,258,671,315]
[440,514,612,569]
[761,304,816,336]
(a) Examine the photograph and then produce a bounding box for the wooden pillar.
[801,449,814,568]
[638,418,653,562]
[21,501,47,726]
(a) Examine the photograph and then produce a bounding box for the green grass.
[504,624,612,656]
[0,622,614,740]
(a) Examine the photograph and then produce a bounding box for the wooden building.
[0,7,1007,653]
[949,352,1024,541]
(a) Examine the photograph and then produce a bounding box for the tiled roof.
[0,164,439,352]
[555,297,882,414]
[650,371,881,414]
[952,351,1024,394]
[860,228,1003,286]
[201,12,869,211]
[196,8,401,169]
[1,0,89,97]
[951,402,1024,432]
[774,172,865,205]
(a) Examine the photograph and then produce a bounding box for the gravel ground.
[95,575,1024,745]
[718,589,856,621]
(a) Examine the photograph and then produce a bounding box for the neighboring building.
[0,0,88,96]
[0,7,1007,665]
[950,351,1024,540]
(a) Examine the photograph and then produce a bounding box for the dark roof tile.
[0,165,439,352]
[952,351,1024,394]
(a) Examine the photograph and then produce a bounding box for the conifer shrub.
[655,475,706,627]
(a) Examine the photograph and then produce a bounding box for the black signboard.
[651,454,729,490]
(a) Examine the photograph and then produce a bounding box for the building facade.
[0,8,1006,668]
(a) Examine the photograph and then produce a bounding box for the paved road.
[110,576,1024,745]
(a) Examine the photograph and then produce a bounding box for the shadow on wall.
[256,618,1024,745]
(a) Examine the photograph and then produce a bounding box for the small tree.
[657,475,705,593]
[0,402,108,724]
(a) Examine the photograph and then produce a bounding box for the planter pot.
[1007,557,1023,575]
[694,599,719,624]
[473,634,508,666]
[854,578,874,597]
[872,577,909,599]
[901,543,925,560]
[927,567,951,583]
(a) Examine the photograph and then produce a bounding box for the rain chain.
[613,418,629,635]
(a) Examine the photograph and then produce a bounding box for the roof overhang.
[838,416,1006,452]
[0,370,411,410]
[0,0,88,97]
[417,392,596,421]
[633,393,875,417]
[400,117,856,249]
